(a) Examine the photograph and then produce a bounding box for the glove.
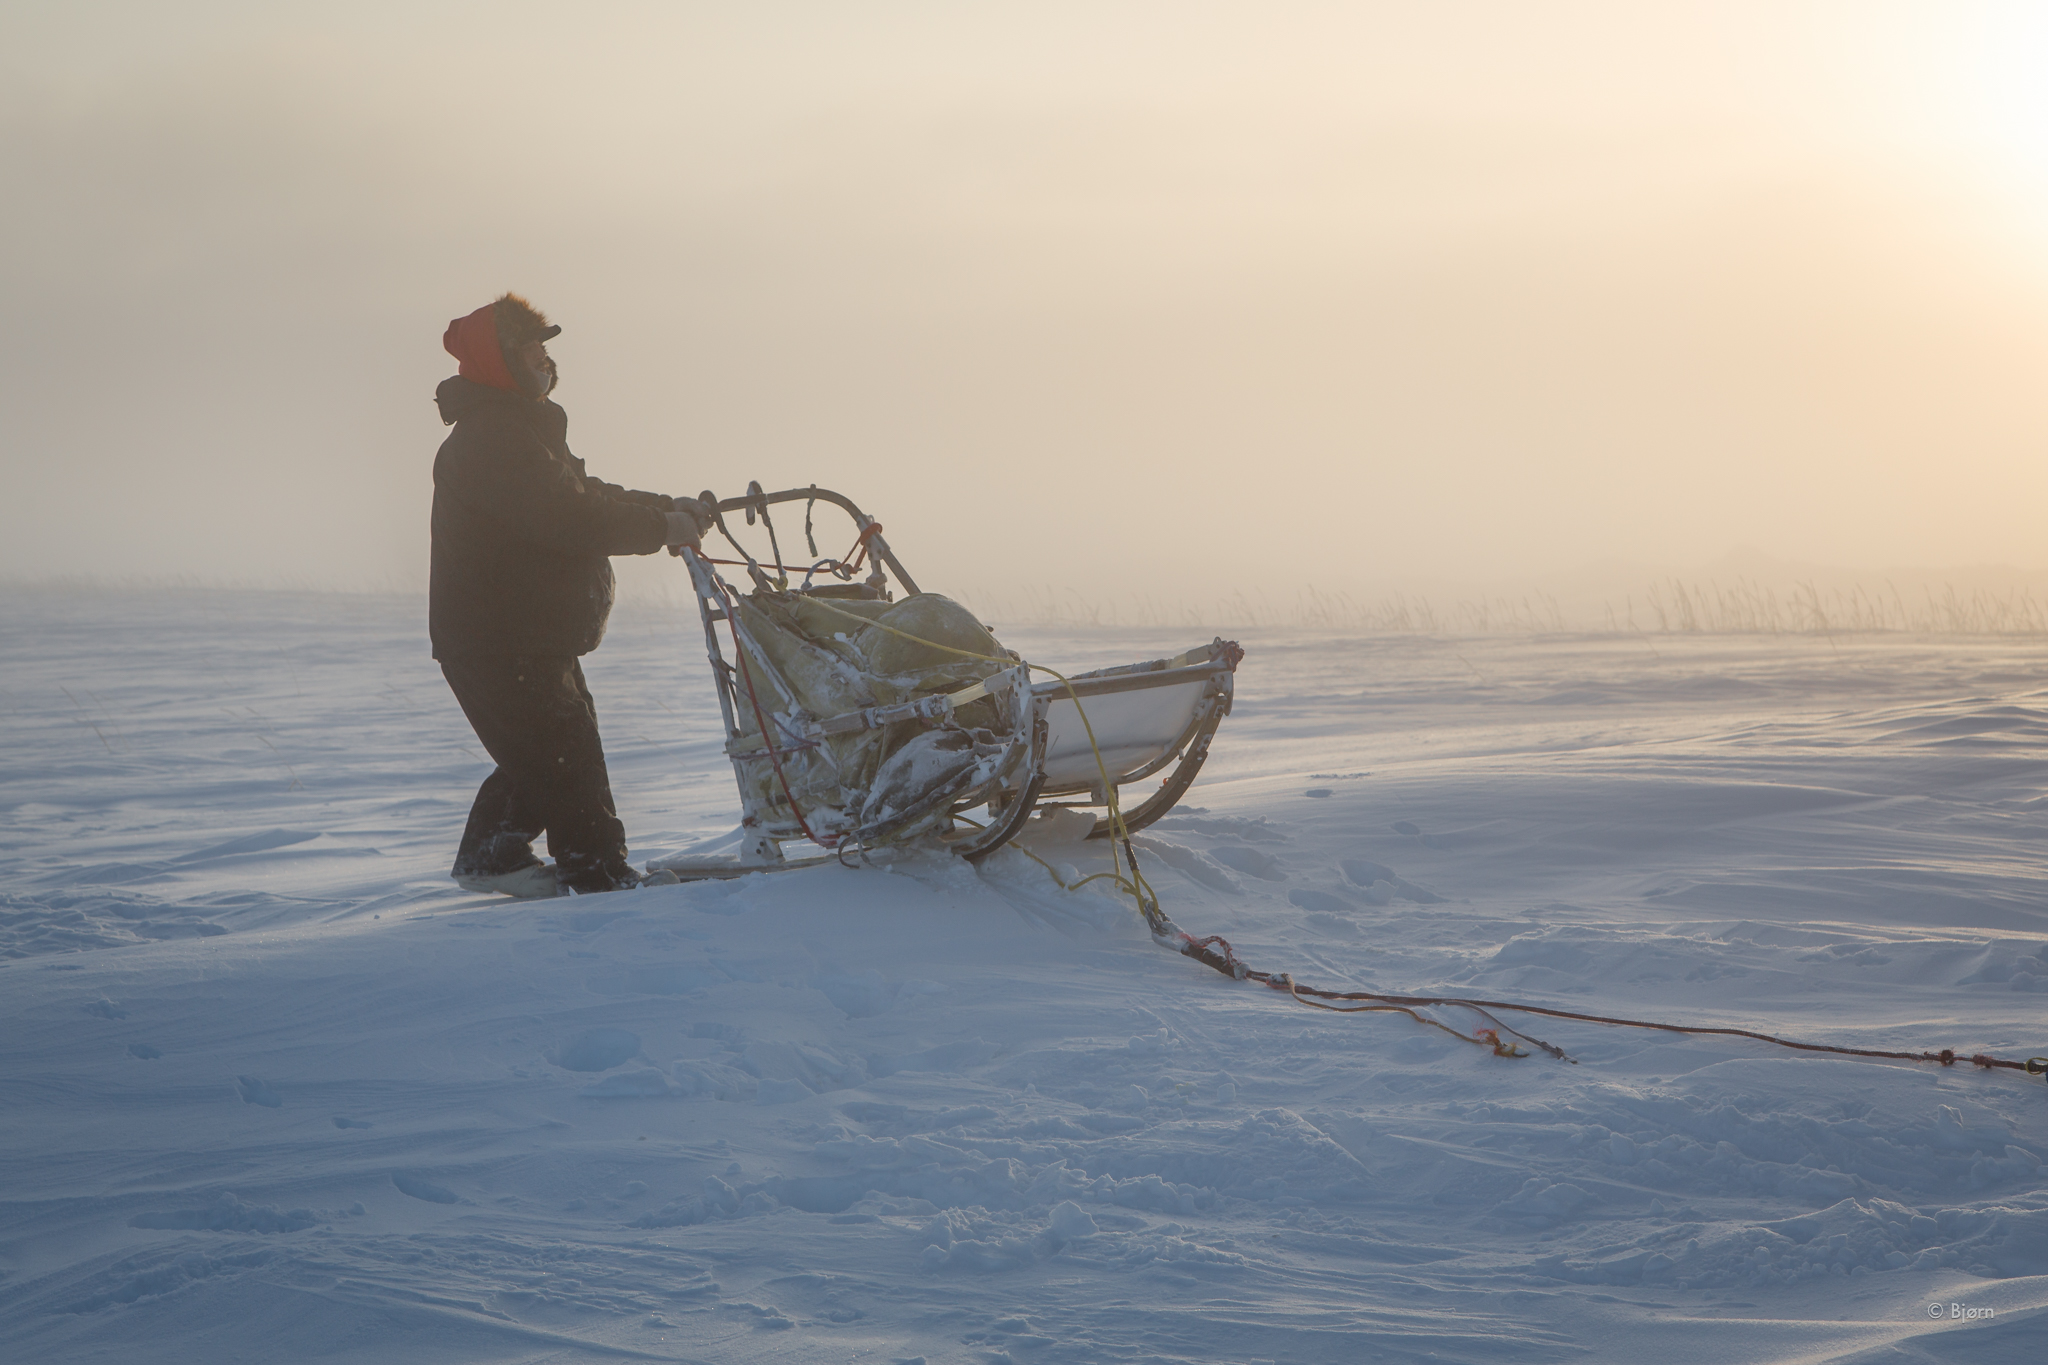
[674,496,717,533]
[664,504,705,555]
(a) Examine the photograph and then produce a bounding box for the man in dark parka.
[432,293,706,897]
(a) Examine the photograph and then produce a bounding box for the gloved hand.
[675,496,717,533]
[664,504,705,555]
[663,498,717,556]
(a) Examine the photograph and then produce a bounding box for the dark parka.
[429,377,672,659]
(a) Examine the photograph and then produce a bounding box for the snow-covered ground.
[4,585,2046,1363]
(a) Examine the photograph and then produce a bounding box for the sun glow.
[9,2,2048,593]
[1957,7,2048,186]
[1882,4,2048,245]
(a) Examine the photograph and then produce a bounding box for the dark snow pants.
[439,655,630,892]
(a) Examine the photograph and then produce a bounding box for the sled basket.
[660,485,1241,874]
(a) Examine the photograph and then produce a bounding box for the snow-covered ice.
[3,585,2046,1362]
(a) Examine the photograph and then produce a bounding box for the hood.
[442,304,519,392]
[436,375,523,426]
[435,375,568,435]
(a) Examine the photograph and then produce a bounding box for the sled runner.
[655,485,1242,876]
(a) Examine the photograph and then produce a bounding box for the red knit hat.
[442,304,518,392]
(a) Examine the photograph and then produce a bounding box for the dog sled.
[655,485,1242,877]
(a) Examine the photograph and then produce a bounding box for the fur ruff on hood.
[492,293,555,350]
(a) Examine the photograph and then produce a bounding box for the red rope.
[698,556,844,574]
[842,523,884,575]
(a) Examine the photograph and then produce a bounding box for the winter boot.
[452,857,561,899]
[454,863,561,896]
[556,857,681,896]
[452,832,561,899]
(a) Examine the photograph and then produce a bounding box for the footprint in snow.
[236,1076,283,1108]
[1209,846,1286,881]
[1136,841,1242,895]
[1390,819,1469,850]
[83,999,128,1019]
[391,1171,461,1204]
[1340,858,1443,904]
[549,1027,642,1072]
[1340,859,1397,904]
[332,1116,373,1129]
[128,1043,162,1059]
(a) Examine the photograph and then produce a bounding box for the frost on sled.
[659,485,1242,875]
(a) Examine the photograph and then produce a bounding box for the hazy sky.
[6,2,2048,606]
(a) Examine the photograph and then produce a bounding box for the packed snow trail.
[2,586,2046,1363]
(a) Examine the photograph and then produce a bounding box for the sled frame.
[671,486,1238,874]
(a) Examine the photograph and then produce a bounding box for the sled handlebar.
[700,485,920,596]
